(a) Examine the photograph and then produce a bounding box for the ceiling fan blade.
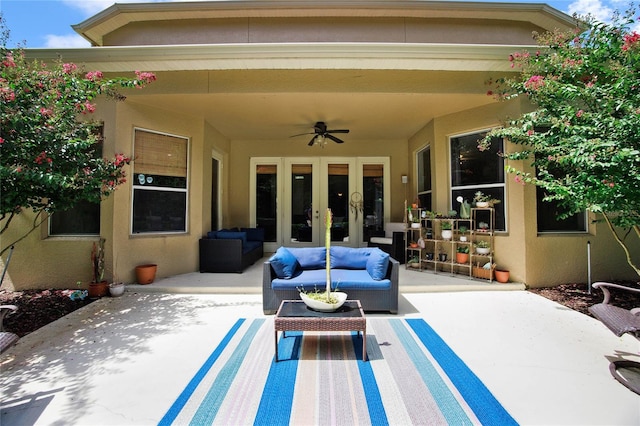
[325,133,344,144]
[289,132,314,138]
[308,136,317,146]
[327,129,349,134]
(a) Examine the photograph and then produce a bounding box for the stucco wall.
[408,100,640,288]
[0,99,209,290]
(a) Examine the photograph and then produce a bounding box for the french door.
[250,157,389,252]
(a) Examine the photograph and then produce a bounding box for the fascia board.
[24,42,529,72]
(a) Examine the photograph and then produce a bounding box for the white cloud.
[45,34,91,48]
[568,0,614,21]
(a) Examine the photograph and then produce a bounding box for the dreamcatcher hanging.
[350,192,363,220]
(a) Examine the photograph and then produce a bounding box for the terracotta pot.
[88,281,109,298]
[495,269,510,283]
[135,264,157,284]
[456,252,469,264]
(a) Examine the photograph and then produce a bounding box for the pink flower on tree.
[622,31,640,51]
[85,71,104,81]
[62,63,77,74]
[524,75,545,90]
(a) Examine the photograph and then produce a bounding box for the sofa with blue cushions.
[199,227,264,273]
[262,246,399,314]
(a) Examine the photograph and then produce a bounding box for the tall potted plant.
[299,208,347,311]
[89,238,109,297]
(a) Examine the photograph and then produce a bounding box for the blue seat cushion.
[271,269,390,291]
[269,247,300,279]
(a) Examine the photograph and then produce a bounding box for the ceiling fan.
[290,121,350,146]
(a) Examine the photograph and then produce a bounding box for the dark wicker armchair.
[589,282,640,394]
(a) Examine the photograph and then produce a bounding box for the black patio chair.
[589,282,640,394]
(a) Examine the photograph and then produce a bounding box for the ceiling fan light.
[316,134,325,145]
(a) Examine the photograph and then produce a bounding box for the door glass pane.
[291,164,312,242]
[363,164,384,242]
[256,164,277,242]
[328,164,349,242]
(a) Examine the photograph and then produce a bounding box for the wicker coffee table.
[274,300,367,362]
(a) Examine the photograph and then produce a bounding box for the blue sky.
[1,0,637,48]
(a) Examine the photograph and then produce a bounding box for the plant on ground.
[0,18,156,256]
[481,8,640,278]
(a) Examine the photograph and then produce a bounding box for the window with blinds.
[132,128,189,234]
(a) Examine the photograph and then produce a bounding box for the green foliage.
[481,8,640,277]
[0,17,156,254]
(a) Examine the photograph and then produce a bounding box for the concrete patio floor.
[1,259,639,425]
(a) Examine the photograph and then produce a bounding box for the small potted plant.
[458,225,468,242]
[440,221,453,240]
[438,250,448,262]
[407,255,421,268]
[475,240,491,255]
[89,238,109,298]
[473,191,491,208]
[109,256,125,297]
[411,215,421,229]
[456,245,470,264]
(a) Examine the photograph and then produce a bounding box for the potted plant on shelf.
[458,225,468,242]
[407,255,421,268]
[89,238,109,298]
[411,215,421,229]
[441,221,453,240]
[473,191,491,208]
[475,240,491,255]
[456,245,470,264]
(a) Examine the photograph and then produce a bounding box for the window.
[417,146,432,210]
[536,188,587,232]
[49,125,103,236]
[132,129,189,234]
[450,131,506,230]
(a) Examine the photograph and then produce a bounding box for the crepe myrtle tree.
[0,19,156,256]
[480,8,640,277]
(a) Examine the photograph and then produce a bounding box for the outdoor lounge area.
[1,260,638,425]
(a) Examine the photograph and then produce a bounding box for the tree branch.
[603,213,640,278]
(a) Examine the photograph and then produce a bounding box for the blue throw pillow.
[366,249,390,280]
[288,247,326,269]
[269,247,300,279]
[207,231,218,239]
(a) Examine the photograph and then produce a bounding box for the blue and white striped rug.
[159,318,517,426]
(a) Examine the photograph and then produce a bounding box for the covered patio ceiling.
[126,67,511,142]
[28,43,519,142]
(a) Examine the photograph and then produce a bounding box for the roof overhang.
[72,0,576,47]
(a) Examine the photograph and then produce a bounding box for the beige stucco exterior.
[2,0,638,290]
